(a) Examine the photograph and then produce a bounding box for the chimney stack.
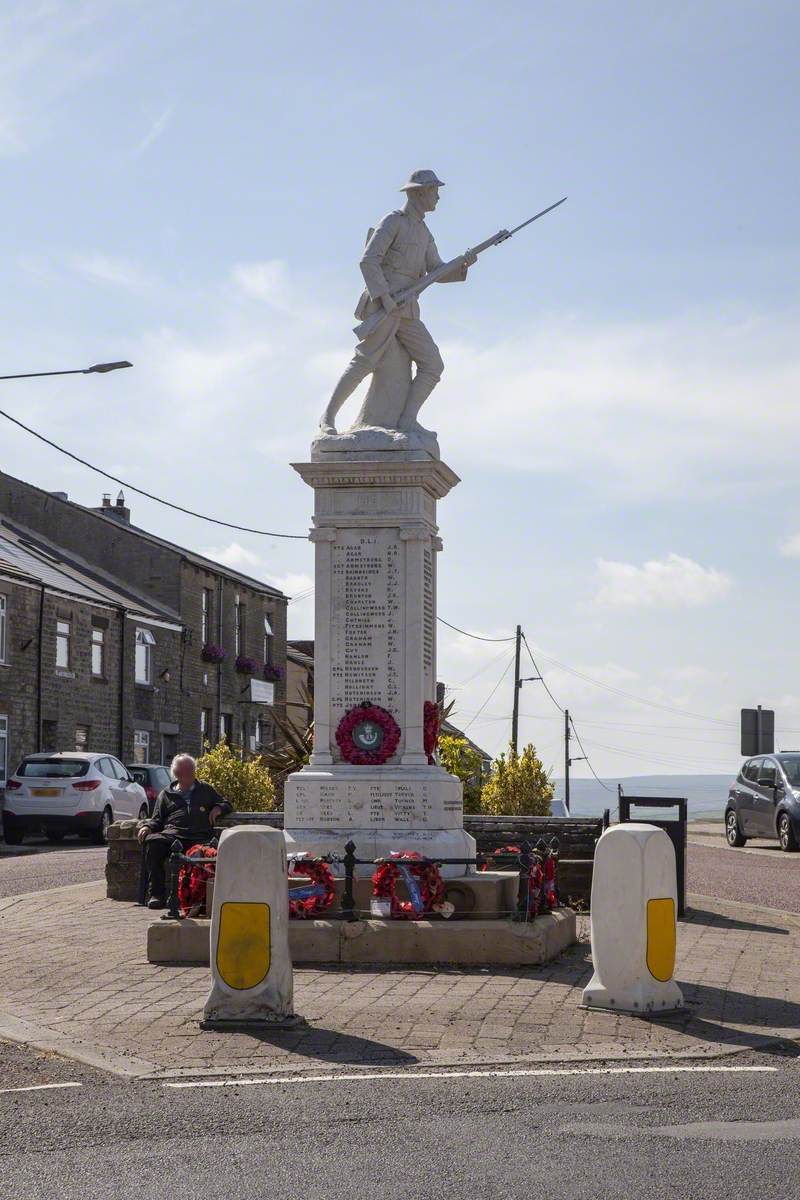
[95,490,130,524]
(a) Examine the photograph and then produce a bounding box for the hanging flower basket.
[235,655,261,675]
[201,643,226,664]
[335,702,401,765]
[263,663,284,682]
[423,700,441,764]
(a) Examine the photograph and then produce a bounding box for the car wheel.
[92,807,114,845]
[2,824,23,846]
[138,804,148,821]
[778,814,799,852]
[725,809,746,847]
[45,830,66,843]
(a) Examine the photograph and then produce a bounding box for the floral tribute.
[335,702,401,766]
[423,700,441,764]
[177,844,217,917]
[263,663,284,682]
[235,654,261,675]
[479,844,559,918]
[371,851,446,920]
[288,855,336,919]
[201,643,227,664]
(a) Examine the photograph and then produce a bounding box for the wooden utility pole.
[511,624,522,755]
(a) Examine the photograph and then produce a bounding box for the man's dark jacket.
[144,781,231,841]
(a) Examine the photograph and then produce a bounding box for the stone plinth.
[147,909,577,967]
[284,454,476,871]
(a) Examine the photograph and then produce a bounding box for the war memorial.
[146,170,578,975]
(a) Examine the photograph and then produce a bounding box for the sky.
[1,0,798,782]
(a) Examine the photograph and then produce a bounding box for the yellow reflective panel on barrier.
[646,897,676,982]
[216,902,271,991]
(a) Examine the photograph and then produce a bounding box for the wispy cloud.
[68,251,153,289]
[594,553,731,609]
[131,104,173,156]
[779,534,800,558]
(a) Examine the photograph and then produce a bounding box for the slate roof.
[0,519,181,626]
[88,510,287,600]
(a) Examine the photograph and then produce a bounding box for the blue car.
[726,753,800,851]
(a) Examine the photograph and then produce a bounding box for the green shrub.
[196,739,277,812]
[480,743,553,815]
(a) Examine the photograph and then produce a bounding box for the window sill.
[55,669,75,679]
[135,681,154,690]
[91,675,109,684]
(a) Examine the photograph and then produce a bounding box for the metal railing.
[157,835,561,924]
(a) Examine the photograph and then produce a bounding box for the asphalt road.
[0,1046,797,1200]
[0,839,107,898]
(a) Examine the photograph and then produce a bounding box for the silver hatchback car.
[1,752,149,846]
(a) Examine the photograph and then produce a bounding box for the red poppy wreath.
[335,702,401,765]
[288,855,336,919]
[423,700,441,763]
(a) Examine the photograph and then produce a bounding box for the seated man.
[137,753,231,909]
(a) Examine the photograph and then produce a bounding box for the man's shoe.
[147,896,166,910]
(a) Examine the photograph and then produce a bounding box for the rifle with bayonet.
[353,195,567,340]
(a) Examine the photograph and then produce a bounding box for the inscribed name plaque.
[289,775,463,830]
[330,529,403,720]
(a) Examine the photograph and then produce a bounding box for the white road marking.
[164,1064,778,1090]
[0,1082,82,1095]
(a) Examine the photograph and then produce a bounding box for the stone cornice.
[292,458,460,500]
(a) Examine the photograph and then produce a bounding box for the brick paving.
[0,882,798,1078]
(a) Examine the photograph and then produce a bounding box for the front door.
[755,758,780,836]
[738,758,761,833]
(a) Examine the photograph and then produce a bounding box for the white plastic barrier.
[203,825,300,1027]
[582,823,684,1014]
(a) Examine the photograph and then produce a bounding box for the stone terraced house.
[0,471,289,786]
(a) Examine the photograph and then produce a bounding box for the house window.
[263,613,273,664]
[234,596,244,656]
[200,707,213,751]
[42,720,58,752]
[201,588,213,644]
[0,595,7,663]
[75,725,89,752]
[220,713,232,743]
[56,619,71,669]
[133,730,150,764]
[91,625,105,677]
[135,628,155,684]
[0,715,7,785]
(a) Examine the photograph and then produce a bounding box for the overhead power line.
[463,654,516,732]
[521,634,565,714]
[0,407,307,539]
[437,617,517,643]
[569,715,614,793]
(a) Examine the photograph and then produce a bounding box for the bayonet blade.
[506,196,568,238]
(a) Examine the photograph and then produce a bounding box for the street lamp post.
[0,361,132,381]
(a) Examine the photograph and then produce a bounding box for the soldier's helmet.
[399,169,445,191]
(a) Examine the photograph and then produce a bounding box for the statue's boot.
[398,370,439,437]
[319,356,372,434]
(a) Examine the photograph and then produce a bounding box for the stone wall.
[105,821,142,901]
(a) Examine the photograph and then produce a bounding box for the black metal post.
[515,841,532,921]
[161,839,183,921]
[342,839,357,922]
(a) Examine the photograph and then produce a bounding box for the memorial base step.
[147,909,576,968]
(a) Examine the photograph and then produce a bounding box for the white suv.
[1,753,149,846]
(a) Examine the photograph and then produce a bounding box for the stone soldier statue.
[319,170,478,449]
